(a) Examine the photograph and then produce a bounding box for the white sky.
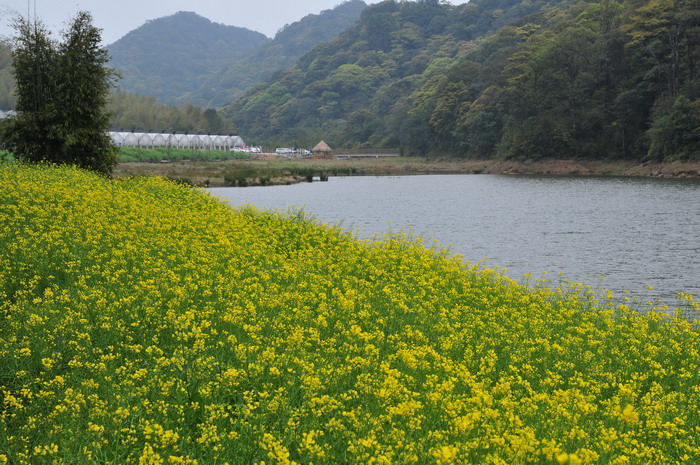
[0,0,399,45]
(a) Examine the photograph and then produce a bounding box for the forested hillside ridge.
[108,88,236,134]
[223,0,577,149]
[107,11,268,106]
[225,0,700,162]
[197,0,368,108]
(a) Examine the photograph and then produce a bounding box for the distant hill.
[196,0,367,107]
[107,11,268,106]
[106,3,367,108]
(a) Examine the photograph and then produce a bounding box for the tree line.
[406,0,700,161]
[108,88,235,135]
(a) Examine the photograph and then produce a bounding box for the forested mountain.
[223,0,575,148]
[107,12,268,106]
[225,0,700,162]
[107,3,367,108]
[197,0,368,108]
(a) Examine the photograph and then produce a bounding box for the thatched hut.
[312,140,334,159]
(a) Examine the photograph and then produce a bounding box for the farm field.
[1,164,699,464]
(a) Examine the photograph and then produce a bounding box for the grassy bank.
[114,157,700,187]
[1,164,699,464]
[115,158,367,187]
[118,146,251,163]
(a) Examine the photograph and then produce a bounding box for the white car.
[275,148,291,154]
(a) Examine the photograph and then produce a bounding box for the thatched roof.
[312,140,332,153]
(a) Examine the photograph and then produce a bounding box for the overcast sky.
[0,0,402,45]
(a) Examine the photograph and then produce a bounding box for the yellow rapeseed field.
[1,163,699,464]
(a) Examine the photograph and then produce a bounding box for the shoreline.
[114,157,700,187]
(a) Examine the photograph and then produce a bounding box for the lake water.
[209,174,700,310]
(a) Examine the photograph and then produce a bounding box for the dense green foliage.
[198,0,368,108]
[107,11,267,106]
[226,0,700,161]
[224,0,572,150]
[0,12,118,175]
[108,88,236,134]
[1,45,236,136]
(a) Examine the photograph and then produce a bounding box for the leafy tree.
[500,26,607,158]
[344,108,381,145]
[363,13,398,51]
[623,0,700,97]
[647,95,700,160]
[1,12,118,175]
[1,18,57,159]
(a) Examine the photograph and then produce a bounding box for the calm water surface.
[209,175,700,306]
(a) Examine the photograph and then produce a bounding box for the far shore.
[114,156,700,187]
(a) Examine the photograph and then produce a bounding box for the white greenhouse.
[109,131,245,150]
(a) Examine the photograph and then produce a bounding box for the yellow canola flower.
[139,444,164,465]
[432,445,458,464]
[32,443,59,456]
[2,164,700,465]
[556,452,582,465]
[621,404,640,423]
